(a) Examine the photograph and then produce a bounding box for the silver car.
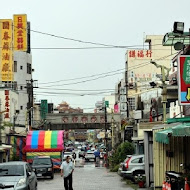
[0,161,37,190]
[118,155,145,178]
[85,151,95,161]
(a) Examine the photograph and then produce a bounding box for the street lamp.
[173,22,184,34]
[150,60,170,123]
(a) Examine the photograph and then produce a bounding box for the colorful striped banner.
[6,135,26,161]
[24,130,64,152]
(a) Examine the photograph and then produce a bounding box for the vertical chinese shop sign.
[13,14,27,51]
[178,55,190,105]
[0,19,13,81]
[4,90,10,121]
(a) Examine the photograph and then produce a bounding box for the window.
[20,66,23,70]
[26,164,32,173]
[131,157,143,163]
[128,97,135,111]
[20,106,23,110]
[0,165,24,176]
[14,61,17,72]
[20,86,23,90]
[27,63,31,74]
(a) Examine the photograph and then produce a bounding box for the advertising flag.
[13,14,27,51]
[0,19,13,81]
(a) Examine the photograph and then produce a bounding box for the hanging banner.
[13,14,27,51]
[0,19,13,81]
[178,55,190,105]
[4,90,10,121]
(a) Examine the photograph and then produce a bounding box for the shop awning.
[155,123,190,144]
[24,130,64,152]
[172,123,190,136]
[155,128,173,144]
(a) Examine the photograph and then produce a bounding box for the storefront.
[153,120,190,189]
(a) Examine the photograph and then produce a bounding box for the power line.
[36,87,115,91]
[38,68,125,85]
[0,21,163,49]
[30,28,162,48]
[39,71,123,87]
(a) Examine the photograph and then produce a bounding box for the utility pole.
[26,79,38,129]
[104,101,109,168]
[151,61,170,123]
[125,70,129,118]
[111,110,115,149]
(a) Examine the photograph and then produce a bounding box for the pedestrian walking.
[72,152,76,165]
[60,156,74,190]
[94,149,100,167]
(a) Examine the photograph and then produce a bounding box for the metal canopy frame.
[163,32,190,46]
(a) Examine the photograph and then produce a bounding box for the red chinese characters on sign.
[128,50,152,58]
[3,22,9,30]
[137,50,144,58]
[4,90,10,119]
[129,50,136,58]
[16,17,24,50]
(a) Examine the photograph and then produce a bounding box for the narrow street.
[38,162,134,190]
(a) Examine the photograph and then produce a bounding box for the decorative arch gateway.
[100,116,105,123]
[72,116,78,123]
[81,116,88,123]
[91,116,97,123]
[62,117,69,123]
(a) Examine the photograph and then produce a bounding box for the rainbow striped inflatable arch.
[24,130,64,169]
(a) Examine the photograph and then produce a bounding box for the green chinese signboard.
[40,100,48,119]
[105,101,109,107]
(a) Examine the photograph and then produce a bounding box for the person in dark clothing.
[72,152,76,165]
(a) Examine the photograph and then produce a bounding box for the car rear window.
[131,157,143,163]
[33,158,51,165]
[0,165,24,176]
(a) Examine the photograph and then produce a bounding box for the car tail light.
[125,157,132,169]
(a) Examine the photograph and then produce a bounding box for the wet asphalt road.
[37,161,134,190]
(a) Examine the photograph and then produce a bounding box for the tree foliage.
[109,142,135,171]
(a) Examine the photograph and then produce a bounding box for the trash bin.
[165,171,184,190]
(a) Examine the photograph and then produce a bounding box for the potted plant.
[135,174,146,188]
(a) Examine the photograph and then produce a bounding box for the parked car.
[85,151,95,161]
[63,152,73,161]
[79,150,85,158]
[118,155,145,179]
[32,156,54,179]
[65,146,74,152]
[0,161,37,190]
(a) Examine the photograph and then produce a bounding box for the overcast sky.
[1,0,190,111]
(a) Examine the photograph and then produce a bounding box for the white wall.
[104,95,116,113]
[14,52,32,125]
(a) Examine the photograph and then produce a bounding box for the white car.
[63,152,73,161]
[77,146,82,150]
[85,151,95,161]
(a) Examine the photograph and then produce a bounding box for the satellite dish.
[174,42,184,50]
